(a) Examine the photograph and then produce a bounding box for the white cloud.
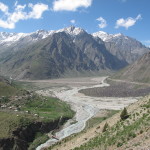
[0,20,15,29]
[96,17,107,28]
[0,2,49,29]
[70,19,76,24]
[8,4,26,24]
[115,14,142,29]
[53,0,93,11]
[28,3,49,19]
[0,2,8,13]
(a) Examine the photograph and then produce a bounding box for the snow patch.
[92,31,124,42]
[0,26,85,45]
[56,26,85,36]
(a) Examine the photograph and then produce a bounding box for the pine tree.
[120,107,129,120]
[102,122,109,132]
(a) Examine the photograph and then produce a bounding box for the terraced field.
[0,76,74,150]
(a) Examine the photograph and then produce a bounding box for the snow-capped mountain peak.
[0,26,86,45]
[0,32,28,44]
[113,33,123,37]
[56,26,85,36]
[0,30,55,45]
[92,31,111,41]
[29,30,55,41]
[92,31,124,42]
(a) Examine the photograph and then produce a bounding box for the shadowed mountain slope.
[113,52,150,83]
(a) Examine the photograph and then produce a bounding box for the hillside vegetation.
[74,96,150,150]
[0,76,74,149]
[49,95,150,150]
[0,76,27,96]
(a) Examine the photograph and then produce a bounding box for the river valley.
[33,77,138,150]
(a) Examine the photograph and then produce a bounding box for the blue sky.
[0,0,149,46]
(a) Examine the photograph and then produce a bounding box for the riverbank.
[35,77,138,150]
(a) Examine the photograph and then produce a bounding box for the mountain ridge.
[0,26,149,79]
[93,30,150,64]
[0,26,148,48]
[0,26,149,64]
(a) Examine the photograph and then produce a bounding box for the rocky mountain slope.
[0,26,149,79]
[0,27,126,79]
[93,31,150,64]
[113,52,150,83]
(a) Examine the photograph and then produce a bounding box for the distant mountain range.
[113,52,150,83]
[93,31,149,64]
[0,26,149,79]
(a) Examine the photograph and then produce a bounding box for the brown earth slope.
[113,52,150,83]
[48,95,150,150]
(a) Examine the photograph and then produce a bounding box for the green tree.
[102,122,109,132]
[120,107,129,120]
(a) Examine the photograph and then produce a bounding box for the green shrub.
[102,122,109,132]
[0,96,10,103]
[117,142,123,147]
[140,130,143,134]
[128,132,136,139]
[120,108,129,120]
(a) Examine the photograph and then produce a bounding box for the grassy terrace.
[0,80,27,97]
[0,95,74,138]
[0,94,74,149]
[0,111,35,138]
[0,77,74,149]
[21,95,74,121]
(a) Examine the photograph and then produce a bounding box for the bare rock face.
[93,31,150,64]
[0,26,149,79]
